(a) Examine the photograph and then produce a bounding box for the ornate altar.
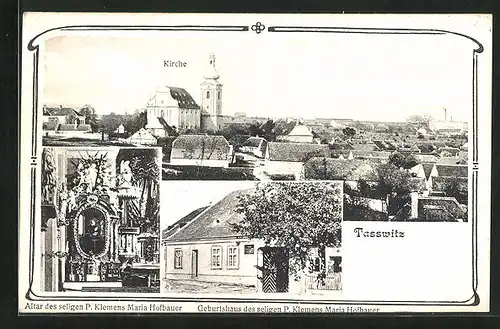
[40,148,160,291]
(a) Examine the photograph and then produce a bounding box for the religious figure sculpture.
[41,148,56,203]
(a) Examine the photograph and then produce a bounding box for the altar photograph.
[39,147,161,292]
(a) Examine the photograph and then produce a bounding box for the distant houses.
[42,105,92,136]
[264,142,330,180]
[170,135,233,167]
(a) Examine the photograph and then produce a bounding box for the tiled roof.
[416,143,437,153]
[171,135,231,160]
[372,140,397,151]
[242,137,265,148]
[421,163,435,180]
[57,124,79,131]
[42,121,58,131]
[168,87,200,109]
[434,164,468,177]
[162,206,209,240]
[164,190,251,242]
[267,142,330,162]
[304,157,383,181]
[76,124,92,131]
[329,142,354,150]
[438,147,461,155]
[351,143,380,152]
[43,107,83,117]
[432,176,468,192]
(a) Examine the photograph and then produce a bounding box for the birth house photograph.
[41,33,469,183]
[40,147,161,292]
[161,181,342,296]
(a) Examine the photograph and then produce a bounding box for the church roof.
[168,87,200,109]
[171,135,231,161]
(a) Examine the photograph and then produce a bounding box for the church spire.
[203,53,220,80]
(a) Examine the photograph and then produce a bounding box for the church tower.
[200,53,224,131]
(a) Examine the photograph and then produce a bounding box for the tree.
[232,181,342,283]
[124,110,148,135]
[406,114,432,125]
[100,112,124,134]
[388,151,419,169]
[79,105,99,132]
[342,127,356,140]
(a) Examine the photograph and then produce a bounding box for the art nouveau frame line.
[22,23,483,307]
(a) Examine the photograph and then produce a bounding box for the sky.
[160,181,255,229]
[43,32,475,122]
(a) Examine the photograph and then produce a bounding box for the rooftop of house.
[129,128,157,140]
[434,164,468,177]
[242,136,266,148]
[148,87,200,109]
[171,135,231,160]
[43,106,83,117]
[304,157,383,181]
[350,143,380,152]
[162,206,210,241]
[432,176,468,192]
[267,142,330,162]
[288,124,313,137]
[57,123,91,132]
[421,163,435,180]
[164,189,252,243]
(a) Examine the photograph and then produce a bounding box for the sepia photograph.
[40,147,161,292]
[19,13,491,313]
[41,33,468,183]
[161,181,342,296]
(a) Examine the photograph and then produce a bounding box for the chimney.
[443,108,447,123]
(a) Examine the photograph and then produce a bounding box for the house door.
[191,250,198,278]
[259,247,289,293]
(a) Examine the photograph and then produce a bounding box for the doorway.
[191,250,198,278]
[259,247,289,293]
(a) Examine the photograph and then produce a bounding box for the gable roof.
[329,142,354,150]
[162,206,210,241]
[434,164,468,178]
[129,128,157,141]
[421,163,435,180]
[288,124,313,137]
[372,140,397,151]
[164,190,251,242]
[351,143,380,152]
[242,137,266,148]
[43,107,83,117]
[171,135,231,160]
[267,142,330,162]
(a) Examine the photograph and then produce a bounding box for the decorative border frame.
[23,22,483,307]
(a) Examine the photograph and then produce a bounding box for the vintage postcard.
[19,13,492,313]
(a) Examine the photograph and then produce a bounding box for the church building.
[144,53,224,137]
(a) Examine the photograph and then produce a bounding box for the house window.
[244,244,254,254]
[174,248,183,269]
[227,246,239,269]
[206,91,210,99]
[211,246,222,269]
